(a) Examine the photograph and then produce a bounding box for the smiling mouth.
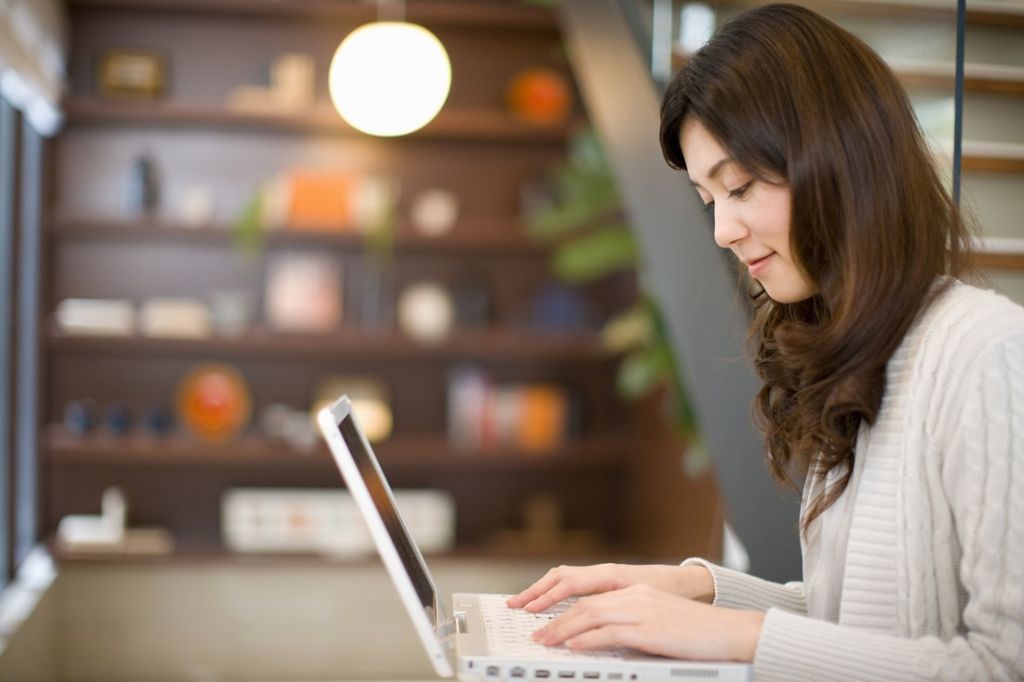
[745,252,775,275]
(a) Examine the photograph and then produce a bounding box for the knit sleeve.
[752,330,1024,682]
[680,558,806,614]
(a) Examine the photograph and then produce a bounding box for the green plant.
[525,128,709,474]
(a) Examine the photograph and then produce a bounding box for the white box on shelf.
[221,488,455,557]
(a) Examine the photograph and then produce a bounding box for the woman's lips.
[747,252,774,276]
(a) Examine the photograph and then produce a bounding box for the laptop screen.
[338,412,434,611]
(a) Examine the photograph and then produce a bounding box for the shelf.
[46,328,617,363]
[706,0,1024,28]
[973,236,1024,271]
[960,141,1024,174]
[48,217,546,255]
[65,0,560,30]
[675,51,1024,97]
[891,59,1024,97]
[63,99,582,144]
[45,428,630,471]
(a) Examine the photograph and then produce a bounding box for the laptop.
[317,395,753,681]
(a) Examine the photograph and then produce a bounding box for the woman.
[507,4,1024,679]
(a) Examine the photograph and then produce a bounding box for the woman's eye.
[728,182,752,199]
[701,201,715,213]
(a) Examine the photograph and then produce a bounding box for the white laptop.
[317,395,753,682]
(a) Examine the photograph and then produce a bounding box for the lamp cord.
[952,0,965,207]
[378,0,405,23]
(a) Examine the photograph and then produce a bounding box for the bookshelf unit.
[45,0,721,562]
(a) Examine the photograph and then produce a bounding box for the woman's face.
[680,118,816,304]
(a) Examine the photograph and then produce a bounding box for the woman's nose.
[713,205,747,249]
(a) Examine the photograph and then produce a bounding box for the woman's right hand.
[506,563,715,612]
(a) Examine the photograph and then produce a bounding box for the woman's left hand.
[531,583,765,663]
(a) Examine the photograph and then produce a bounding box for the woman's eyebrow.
[687,156,736,188]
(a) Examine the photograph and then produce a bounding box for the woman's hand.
[532,583,764,663]
[506,563,715,612]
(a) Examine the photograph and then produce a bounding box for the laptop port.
[536,670,551,679]
[583,674,600,680]
[486,665,500,677]
[510,667,526,678]
[607,675,623,681]
[558,673,576,679]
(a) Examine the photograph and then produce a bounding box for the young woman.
[507,4,1024,679]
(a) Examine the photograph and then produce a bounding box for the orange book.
[287,171,354,231]
[517,384,567,455]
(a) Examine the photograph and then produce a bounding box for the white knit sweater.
[685,281,1024,681]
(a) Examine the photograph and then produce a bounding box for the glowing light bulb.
[329,22,451,137]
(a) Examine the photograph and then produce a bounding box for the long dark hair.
[659,4,974,531]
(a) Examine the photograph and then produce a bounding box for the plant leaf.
[550,224,637,283]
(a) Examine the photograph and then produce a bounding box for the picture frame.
[96,48,169,99]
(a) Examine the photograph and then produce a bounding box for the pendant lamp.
[328,5,451,137]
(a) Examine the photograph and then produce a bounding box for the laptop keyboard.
[480,594,625,660]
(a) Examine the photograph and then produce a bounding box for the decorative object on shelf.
[178,184,216,227]
[104,403,133,436]
[138,297,213,338]
[264,252,342,333]
[55,298,134,336]
[233,171,398,254]
[124,153,160,218]
[328,7,451,137]
[313,377,393,443]
[285,171,399,233]
[497,383,569,454]
[505,67,572,126]
[208,288,254,337]
[448,366,494,451]
[258,403,317,453]
[397,280,455,345]
[530,283,590,332]
[221,487,454,556]
[176,363,252,443]
[63,398,100,436]
[453,270,492,329]
[486,493,601,557]
[96,48,168,100]
[346,259,395,329]
[410,188,459,237]
[226,52,315,113]
[447,368,571,454]
[57,486,175,555]
[141,405,175,436]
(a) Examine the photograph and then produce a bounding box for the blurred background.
[0,0,1021,680]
